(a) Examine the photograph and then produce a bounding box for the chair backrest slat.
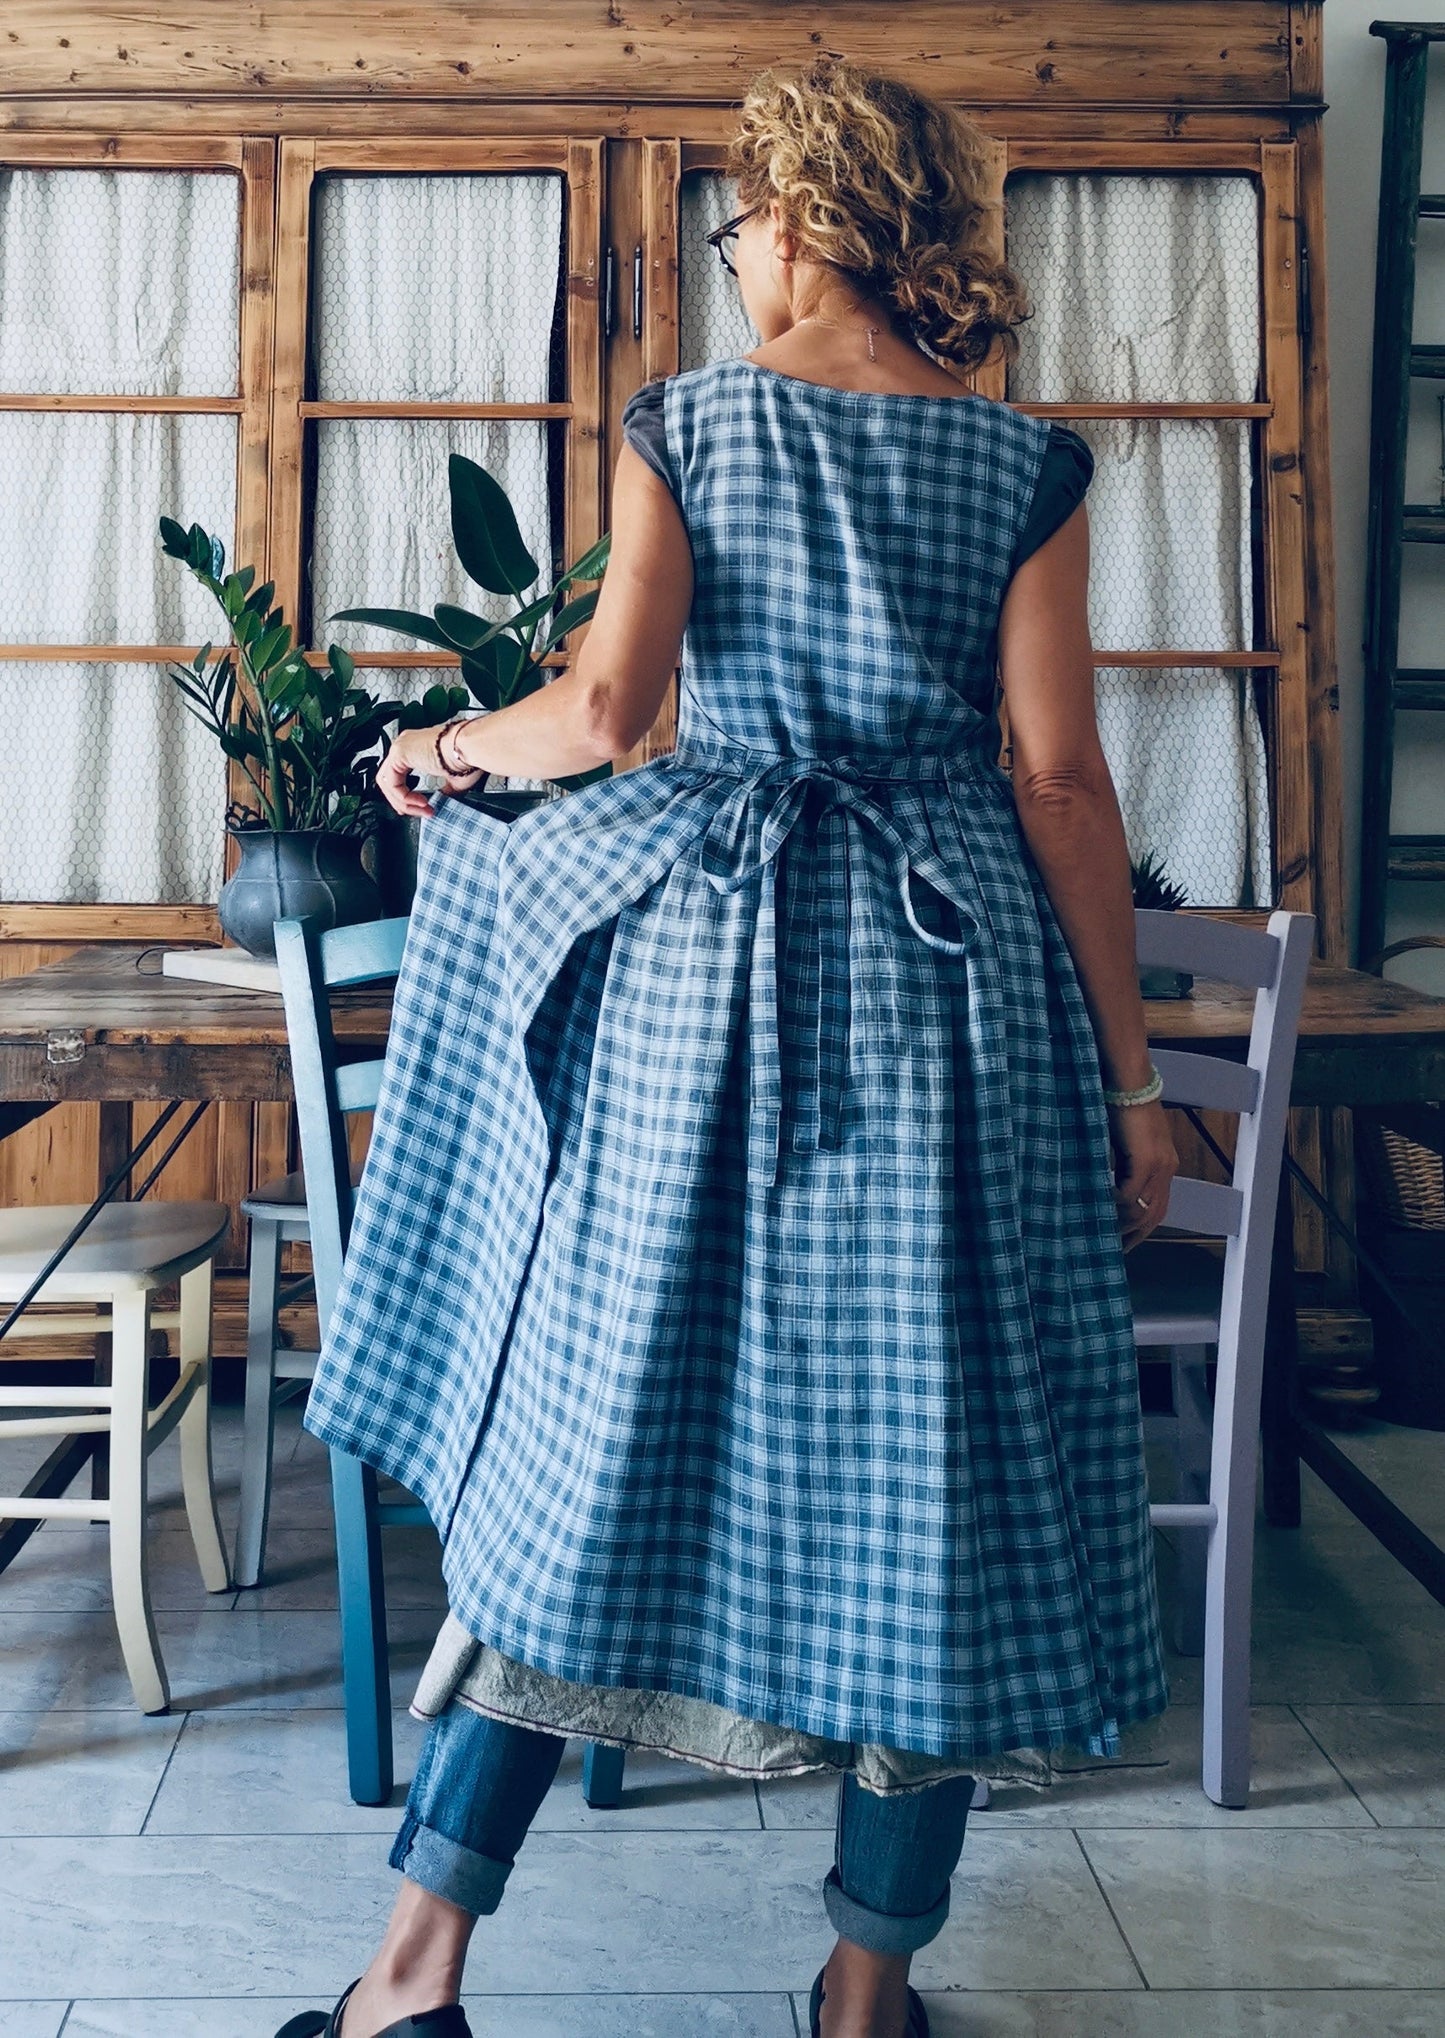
[1136,908,1280,989]
[1160,1175,1244,1238]
[1152,1047,1260,1115]
[1149,909,1314,1263]
[273,913,409,1335]
[334,1062,386,1115]
[316,916,409,988]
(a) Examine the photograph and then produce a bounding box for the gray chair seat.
[0,1202,230,1299]
[243,1163,363,1223]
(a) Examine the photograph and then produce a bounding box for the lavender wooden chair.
[1129,906,1315,1808]
[272,912,624,1810]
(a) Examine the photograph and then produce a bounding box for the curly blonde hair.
[726,56,1030,373]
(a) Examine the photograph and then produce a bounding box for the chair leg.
[108,1290,169,1715]
[235,1217,284,1589]
[176,1259,230,1594]
[331,1447,393,1806]
[1203,1359,1261,1811]
[581,1742,626,1808]
[1202,1500,1255,1810]
[1170,1344,1213,1657]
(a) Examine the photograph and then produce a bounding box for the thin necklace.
[794,312,879,361]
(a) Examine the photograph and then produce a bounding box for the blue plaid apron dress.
[303,356,1169,1781]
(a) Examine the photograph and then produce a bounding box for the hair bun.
[726,56,1031,374]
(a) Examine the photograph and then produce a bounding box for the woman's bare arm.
[434,442,694,782]
[997,501,1176,1246]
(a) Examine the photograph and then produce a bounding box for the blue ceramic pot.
[218,828,383,957]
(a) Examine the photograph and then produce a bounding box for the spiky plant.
[1130,848,1190,911]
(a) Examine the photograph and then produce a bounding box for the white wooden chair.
[0,1200,233,1712]
[1129,906,1314,1807]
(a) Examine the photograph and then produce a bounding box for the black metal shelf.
[1386,833,1445,880]
[1360,21,1445,966]
[1394,667,1445,708]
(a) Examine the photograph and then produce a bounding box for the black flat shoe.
[808,1963,929,2038]
[275,1979,473,2038]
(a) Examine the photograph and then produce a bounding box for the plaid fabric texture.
[304,359,1169,1763]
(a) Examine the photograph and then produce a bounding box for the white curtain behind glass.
[0,414,235,646]
[0,169,238,904]
[0,169,238,395]
[1008,174,1272,907]
[310,175,562,652]
[679,175,759,371]
[0,663,229,904]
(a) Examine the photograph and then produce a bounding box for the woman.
[283,56,1174,2038]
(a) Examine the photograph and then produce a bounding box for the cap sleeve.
[1009,424,1094,574]
[620,378,677,498]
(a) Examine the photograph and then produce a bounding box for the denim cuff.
[388,1808,515,1916]
[822,1862,951,1956]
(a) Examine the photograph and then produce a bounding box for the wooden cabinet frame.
[0,131,275,947]
[268,137,605,679]
[0,0,1351,1323]
[645,137,1314,920]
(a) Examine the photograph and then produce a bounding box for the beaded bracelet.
[1101,1063,1164,1108]
[432,714,476,778]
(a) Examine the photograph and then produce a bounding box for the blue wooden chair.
[273,912,626,1811]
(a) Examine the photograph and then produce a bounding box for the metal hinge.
[1299,240,1312,347]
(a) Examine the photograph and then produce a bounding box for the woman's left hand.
[375,725,484,819]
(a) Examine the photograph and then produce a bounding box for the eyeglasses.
[705,205,761,277]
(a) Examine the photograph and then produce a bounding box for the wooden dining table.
[2,939,1444,1597]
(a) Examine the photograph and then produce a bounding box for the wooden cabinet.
[0,2,1351,1327]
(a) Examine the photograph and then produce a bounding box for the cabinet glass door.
[0,154,247,905]
[273,139,603,790]
[1005,169,1276,910]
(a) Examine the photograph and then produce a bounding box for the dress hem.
[410,1611,1168,1797]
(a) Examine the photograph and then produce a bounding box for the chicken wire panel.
[0,168,240,397]
[0,661,227,903]
[1094,665,1273,909]
[312,174,564,403]
[311,418,556,654]
[0,412,238,645]
[1005,174,1259,404]
[1071,418,1254,652]
[679,172,759,372]
[361,665,467,714]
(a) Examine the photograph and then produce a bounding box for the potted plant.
[1130,848,1194,998]
[330,450,613,830]
[159,518,465,953]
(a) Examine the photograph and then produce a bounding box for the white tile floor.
[1,1402,1443,2036]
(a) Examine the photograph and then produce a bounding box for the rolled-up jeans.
[389,1699,974,1957]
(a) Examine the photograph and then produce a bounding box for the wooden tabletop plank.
[0,944,391,1048]
[0,943,1443,1110]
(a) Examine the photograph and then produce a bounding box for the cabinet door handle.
[633,244,644,341]
[603,246,616,339]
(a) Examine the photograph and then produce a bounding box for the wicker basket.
[1357,936,1445,1232]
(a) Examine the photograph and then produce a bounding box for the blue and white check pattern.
[304,358,1168,1763]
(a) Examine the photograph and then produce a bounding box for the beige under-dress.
[410,1619,1061,1796]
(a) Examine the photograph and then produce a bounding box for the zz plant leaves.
[159,517,440,837]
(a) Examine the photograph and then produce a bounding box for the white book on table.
[161,948,283,994]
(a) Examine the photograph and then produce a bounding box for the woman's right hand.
[1108,1099,1178,1251]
